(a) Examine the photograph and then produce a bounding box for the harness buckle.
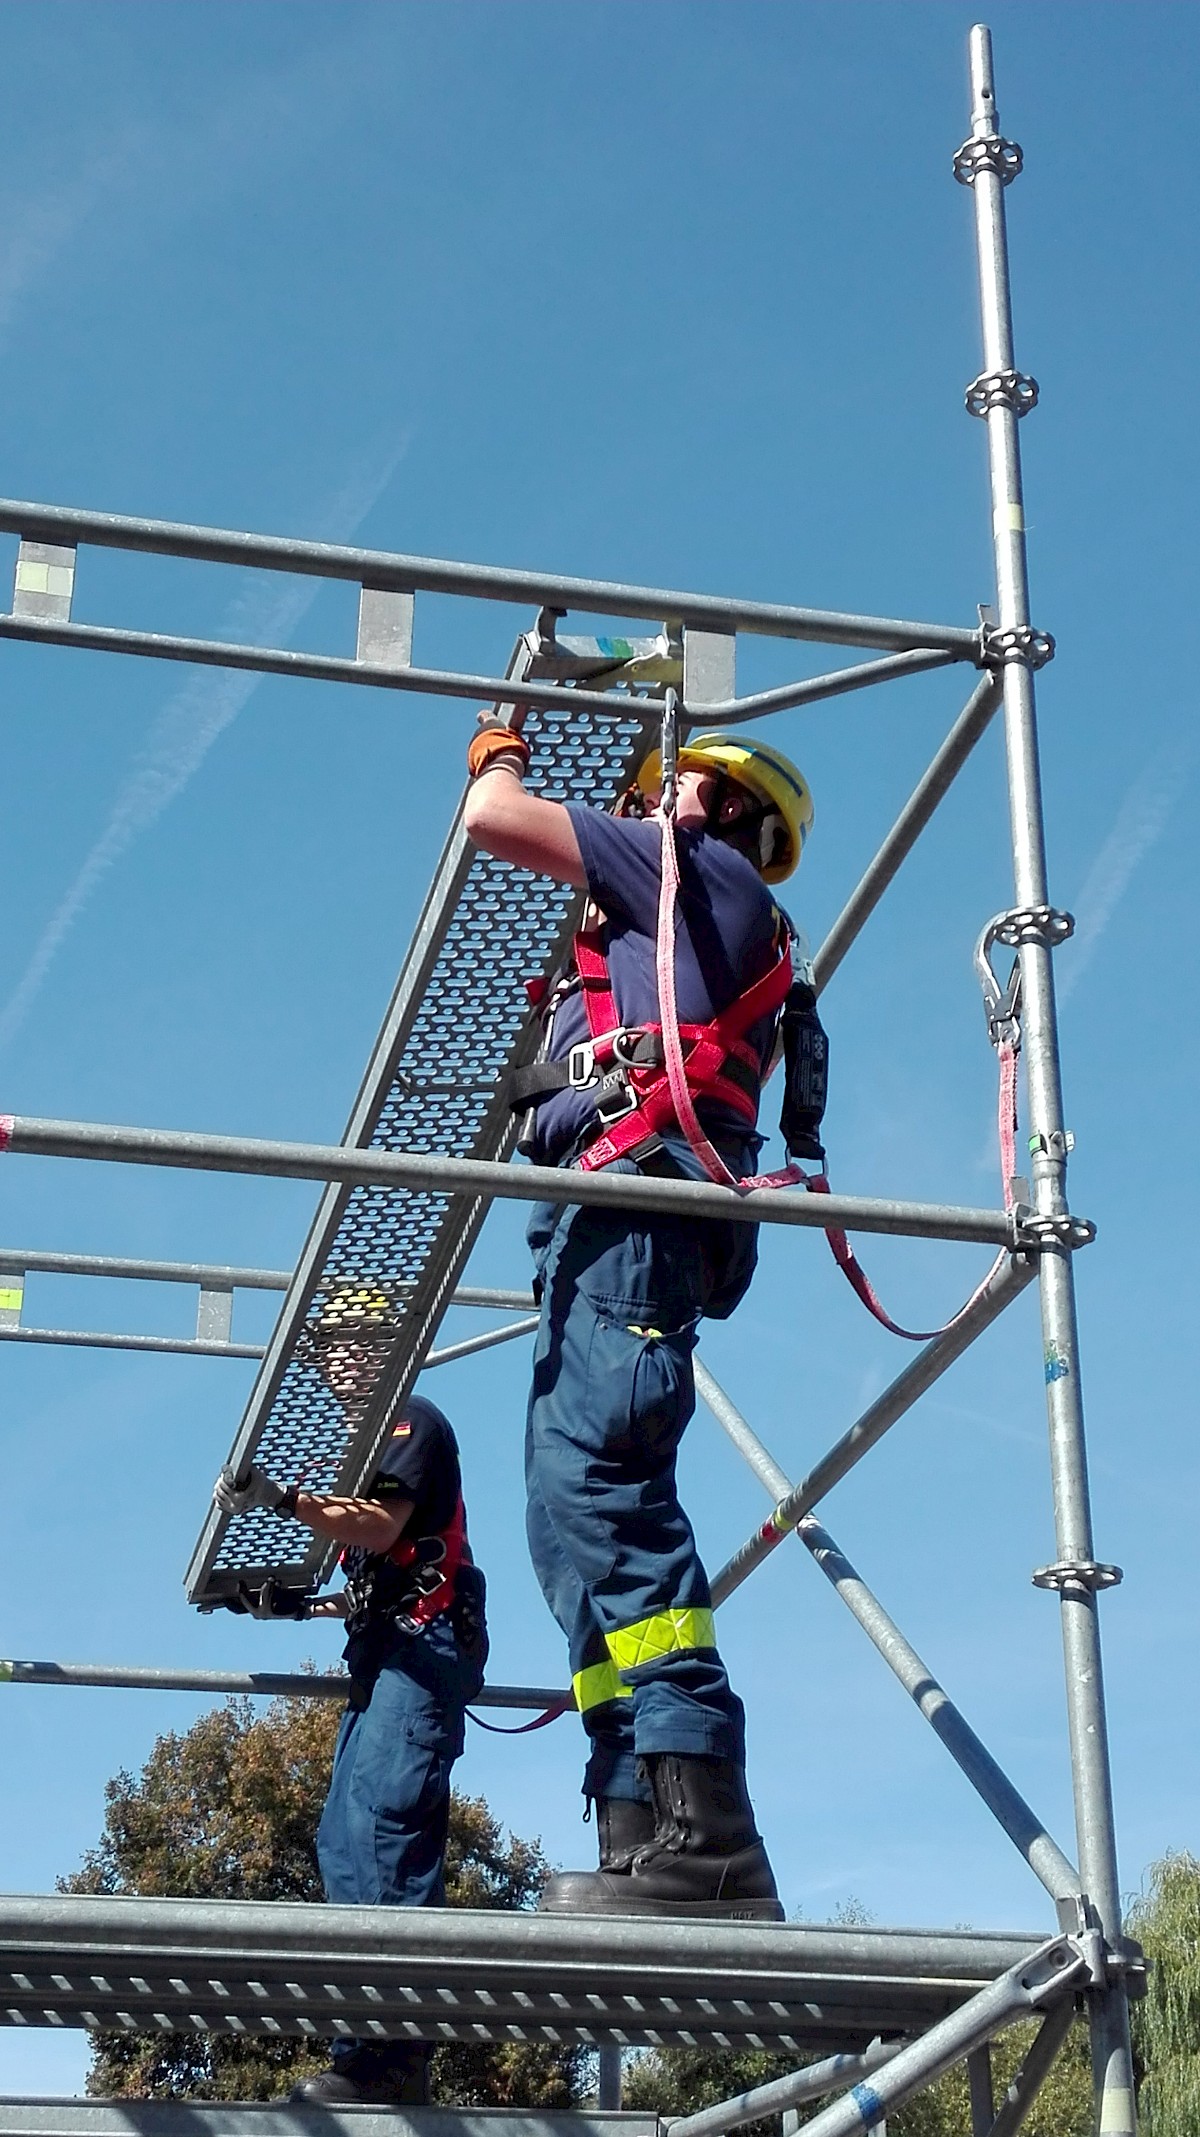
[611,1027,649,1068]
[342,1574,371,1634]
[567,1042,597,1089]
[593,1071,640,1125]
[409,1558,449,1599]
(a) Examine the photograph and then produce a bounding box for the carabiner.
[974,911,1022,1049]
[659,687,679,822]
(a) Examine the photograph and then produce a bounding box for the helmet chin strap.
[703,768,732,837]
[704,769,783,875]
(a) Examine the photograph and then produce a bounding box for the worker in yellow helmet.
[628,731,814,883]
[464,705,821,1921]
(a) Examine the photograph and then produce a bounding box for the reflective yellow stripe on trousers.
[606,1606,717,1673]
[572,1660,633,1714]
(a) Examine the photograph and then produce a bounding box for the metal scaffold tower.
[0,29,1141,2137]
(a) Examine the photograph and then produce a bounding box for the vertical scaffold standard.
[956,21,1138,2137]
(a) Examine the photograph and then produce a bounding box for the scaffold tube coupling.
[965,368,1039,418]
[981,624,1056,670]
[953,135,1023,185]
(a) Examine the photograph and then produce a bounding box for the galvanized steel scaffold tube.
[958,22,1137,2134]
[0,24,1139,2137]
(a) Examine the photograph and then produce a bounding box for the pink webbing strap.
[802,1172,1007,1343]
[0,1115,13,1152]
[656,810,740,1187]
[998,1038,1020,1210]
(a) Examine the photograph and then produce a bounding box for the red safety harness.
[343,1493,468,1634]
[571,914,793,1174]
[387,1492,467,1628]
[510,728,1018,1348]
[645,799,1013,1346]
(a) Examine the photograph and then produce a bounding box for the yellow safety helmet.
[635,733,814,884]
[307,1283,399,1344]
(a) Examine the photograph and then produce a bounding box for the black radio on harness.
[778,974,829,1164]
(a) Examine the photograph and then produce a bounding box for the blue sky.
[1,0,1196,2095]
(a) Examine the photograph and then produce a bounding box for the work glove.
[467,706,530,779]
[214,1462,286,1516]
[219,1580,312,1620]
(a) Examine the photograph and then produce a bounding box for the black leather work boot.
[538,1758,783,1920]
[538,1794,656,1913]
[290,2042,431,2105]
[598,1793,657,1871]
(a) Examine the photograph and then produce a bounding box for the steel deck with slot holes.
[0,2109,657,2137]
[187,666,657,1608]
[0,1898,1049,2055]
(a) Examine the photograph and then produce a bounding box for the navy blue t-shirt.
[340,1395,472,1675]
[531,809,782,1166]
[341,1395,461,1591]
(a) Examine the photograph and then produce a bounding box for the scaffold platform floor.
[0,2109,654,2137]
[0,1898,1050,2056]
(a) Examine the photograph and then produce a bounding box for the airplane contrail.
[1058,735,1190,1004]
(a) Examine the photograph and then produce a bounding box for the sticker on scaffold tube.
[757,1507,792,1549]
[849,2082,885,2128]
[1044,1340,1071,1385]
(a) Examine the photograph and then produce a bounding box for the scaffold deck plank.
[0,1898,1049,2055]
[1,2107,654,2137]
[186,655,655,1608]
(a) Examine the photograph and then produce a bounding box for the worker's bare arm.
[292,1491,413,1554]
[464,763,586,888]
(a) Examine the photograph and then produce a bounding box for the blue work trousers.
[317,1613,482,2071]
[317,1612,480,1905]
[525,1145,758,1805]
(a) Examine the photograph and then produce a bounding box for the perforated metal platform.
[186,657,656,1607]
[0,2109,656,2137]
[0,1898,1048,2056]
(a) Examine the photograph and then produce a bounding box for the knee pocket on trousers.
[357,1729,454,1829]
[399,1710,458,1756]
[583,1316,693,1466]
[542,1320,696,1591]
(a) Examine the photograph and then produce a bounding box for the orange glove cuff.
[467,727,531,778]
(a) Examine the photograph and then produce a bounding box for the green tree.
[61,1691,585,2106]
[1128,1851,1200,2135]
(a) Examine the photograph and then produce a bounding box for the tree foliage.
[1128,1851,1200,2136]
[61,1692,584,2105]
